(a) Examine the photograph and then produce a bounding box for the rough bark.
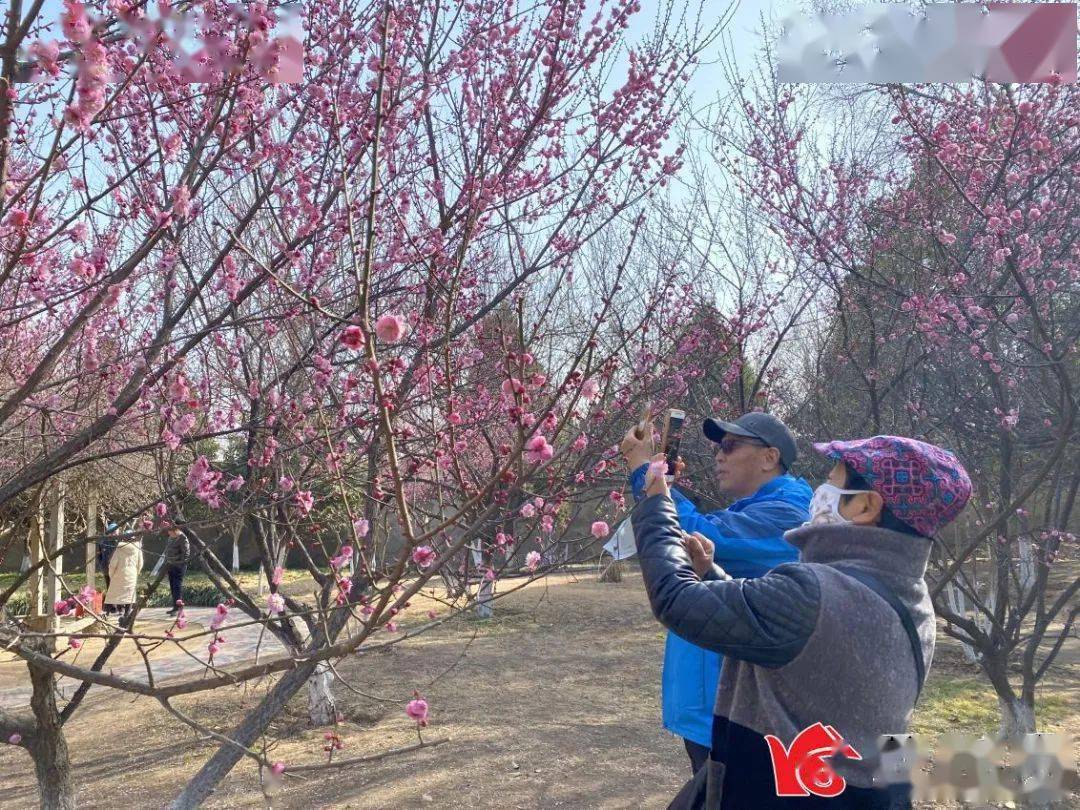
[475,578,494,618]
[28,639,76,810]
[998,694,1036,738]
[306,661,337,726]
[170,661,318,810]
[599,559,623,582]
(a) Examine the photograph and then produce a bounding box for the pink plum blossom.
[375,314,408,343]
[525,550,542,572]
[406,696,430,726]
[209,603,229,632]
[411,546,437,568]
[293,490,314,515]
[524,435,554,464]
[267,593,285,615]
[340,325,364,350]
[580,378,601,400]
[591,521,610,539]
[330,546,353,571]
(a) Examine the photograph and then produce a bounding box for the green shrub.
[145,581,226,608]
[3,594,29,617]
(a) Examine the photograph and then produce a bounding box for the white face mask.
[806,483,872,526]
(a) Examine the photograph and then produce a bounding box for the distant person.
[621,412,811,774]
[632,436,971,808]
[164,526,191,616]
[105,531,144,624]
[97,522,119,595]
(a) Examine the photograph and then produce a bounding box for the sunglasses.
[717,436,769,455]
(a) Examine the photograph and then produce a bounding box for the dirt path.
[0,608,288,711]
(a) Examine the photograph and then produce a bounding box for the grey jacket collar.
[783,523,932,581]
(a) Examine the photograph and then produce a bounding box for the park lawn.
[913,669,1074,737]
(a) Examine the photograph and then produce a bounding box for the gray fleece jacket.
[632,493,934,809]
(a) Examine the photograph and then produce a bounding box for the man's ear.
[762,446,781,472]
[849,490,885,525]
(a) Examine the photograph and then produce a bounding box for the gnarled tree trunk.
[28,639,75,810]
[306,660,337,726]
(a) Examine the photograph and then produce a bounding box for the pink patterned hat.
[812,436,972,537]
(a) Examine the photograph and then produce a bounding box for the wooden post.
[45,483,65,636]
[27,502,45,620]
[231,521,241,574]
[85,489,98,592]
[28,483,64,642]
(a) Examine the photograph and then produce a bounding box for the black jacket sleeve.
[631,493,821,668]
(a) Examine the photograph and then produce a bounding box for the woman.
[105,531,144,624]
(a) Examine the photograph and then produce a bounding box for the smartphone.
[661,408,686,481]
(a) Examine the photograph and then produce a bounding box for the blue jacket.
[629,465,812,747]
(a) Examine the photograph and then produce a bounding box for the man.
[164,526,191,616]
[621,412,812,774]
[97,522,119,600]
[632,436,971,808]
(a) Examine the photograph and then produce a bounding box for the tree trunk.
[471,543,493,618]
[1017,535,1035,595]
[171,661,319,809]
[28,640,76,810]
[306,661,337,726]
[944,582,979,663]
[599,559,623,582]
[475,578,494,618]
[998,693,1036,738]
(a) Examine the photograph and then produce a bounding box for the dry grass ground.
[0,570,1076,809]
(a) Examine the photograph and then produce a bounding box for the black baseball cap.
[702,412,798,469]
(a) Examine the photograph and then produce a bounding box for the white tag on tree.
[602,518,637,560]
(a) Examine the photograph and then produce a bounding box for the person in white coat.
[105,533,144,623]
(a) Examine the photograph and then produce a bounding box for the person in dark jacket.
[631,435,971,808]
[621,413,811,774]
[97,522,119,596]
[164,526,191,616]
